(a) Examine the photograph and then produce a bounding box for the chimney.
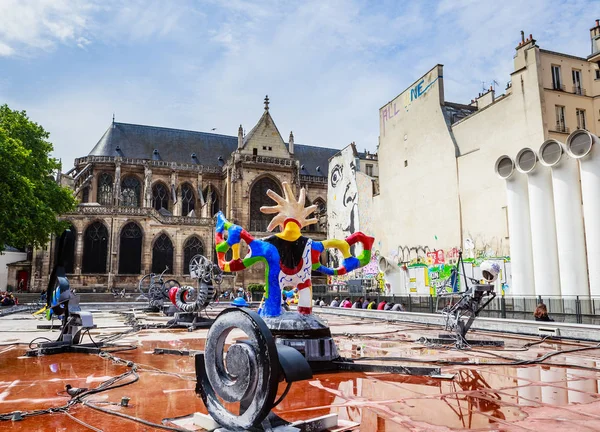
[238,124,243,150]
[591,19,600,57]
[289,131,294,155]
[520,30,525,44]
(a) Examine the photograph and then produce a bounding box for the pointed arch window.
[121,176,141,207]
[152,233,173,274]
[250,177,282,232]
[314,198,326,232]
[203,186,220,216]
[97,173,113,205]
[55,225,76,274]
[181,183,196,216]
[152,183,170,211]
[118,222,143,274]
[81,186,89,203]
[183,236,204,274]
[82,221,108,274]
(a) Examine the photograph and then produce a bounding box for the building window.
[366,164,373,176]
[203,186,220,216]
[576,109,587,130]
[121,176,141,207]
[596,69,600,80]
[97,173,113,205]
[253,148,258,156]
[81,186,89,203]
[572,69,583,95]
[152,183,170,211]
[551,65,562,90]
[55,225,76,274]
[118,222,143,274]
[82,221,108,274]
[404,160,408,167]
[183,236,204,275]
[250,177,282,232]
[181,183,196,216]
[555,105,567,133]
[314,198,326,232]
[152,233,173,274]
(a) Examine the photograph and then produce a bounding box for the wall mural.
[329,240,511,296]
[328,158,359,238]
[379,243,511,296]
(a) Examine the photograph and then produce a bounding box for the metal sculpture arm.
[311,232,375,276]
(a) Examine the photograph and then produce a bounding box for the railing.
[73,156,222,174]
[241,154,294,167]
[554,122,570,134]
[573,86,586,96]
[311,288,600,325]
[300,174,327,184]
[69,205,213,226]
[552,83,566,91]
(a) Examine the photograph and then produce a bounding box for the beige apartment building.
[374,21,600,296]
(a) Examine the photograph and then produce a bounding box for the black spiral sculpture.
[173,282,214,313]
[197,308,281,430]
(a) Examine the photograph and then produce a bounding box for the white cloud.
[0,0,97,56]
[0,41,14,56]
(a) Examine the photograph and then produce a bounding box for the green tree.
[0,105,77,252]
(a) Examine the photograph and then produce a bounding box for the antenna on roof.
[112,113,115,124]
[492,80,500,91]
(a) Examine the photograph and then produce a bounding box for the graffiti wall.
[379,243,512,296]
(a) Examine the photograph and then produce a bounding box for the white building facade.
[374,23,600,297]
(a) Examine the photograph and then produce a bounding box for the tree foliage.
[0,105,77,252]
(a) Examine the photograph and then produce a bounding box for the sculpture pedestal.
[262,312,340,364]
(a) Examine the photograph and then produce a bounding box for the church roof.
[89,122,238,168]
[88,122,338,177]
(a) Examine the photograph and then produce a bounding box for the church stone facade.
[28,98,336,292]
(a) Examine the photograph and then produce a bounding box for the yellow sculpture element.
[260,182,318,233]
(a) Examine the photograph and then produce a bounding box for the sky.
[0,0,597,166]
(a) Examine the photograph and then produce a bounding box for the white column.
[565,356,597,404]
[539,140,589,297]
[515,148,561,297]
[516,367,541,406]
[540,367,568,406]
[567,131,600,296]
[495,156,535,297]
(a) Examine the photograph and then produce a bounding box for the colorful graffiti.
[380,70,441,136]
[379,244,511,296]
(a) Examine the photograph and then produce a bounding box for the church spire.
[289,131,294,155]
[264,95,270,111]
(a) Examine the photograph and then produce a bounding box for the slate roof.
[295,144,339,176]
[88,122,338,177]
[443,102,477,125]
[89,123,238,168]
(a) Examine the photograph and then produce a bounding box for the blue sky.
[0,0,596,166]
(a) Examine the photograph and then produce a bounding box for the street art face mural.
[328,147,360,240]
